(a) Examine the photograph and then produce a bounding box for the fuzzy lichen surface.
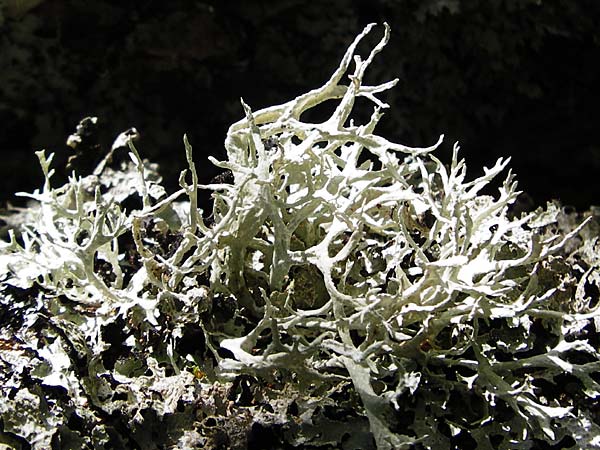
[1,23,600,450]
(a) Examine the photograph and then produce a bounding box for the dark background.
[1,0,599,212]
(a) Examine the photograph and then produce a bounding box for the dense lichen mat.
[2,24,600,449]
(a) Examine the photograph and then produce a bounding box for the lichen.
[1,23,600,450]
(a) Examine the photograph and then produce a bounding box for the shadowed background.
[1,0,599,212]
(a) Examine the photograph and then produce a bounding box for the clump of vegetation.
[1,23,600,450]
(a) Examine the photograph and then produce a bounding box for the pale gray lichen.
[1,23,600,450]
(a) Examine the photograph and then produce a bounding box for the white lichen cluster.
[1,23,600,450]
